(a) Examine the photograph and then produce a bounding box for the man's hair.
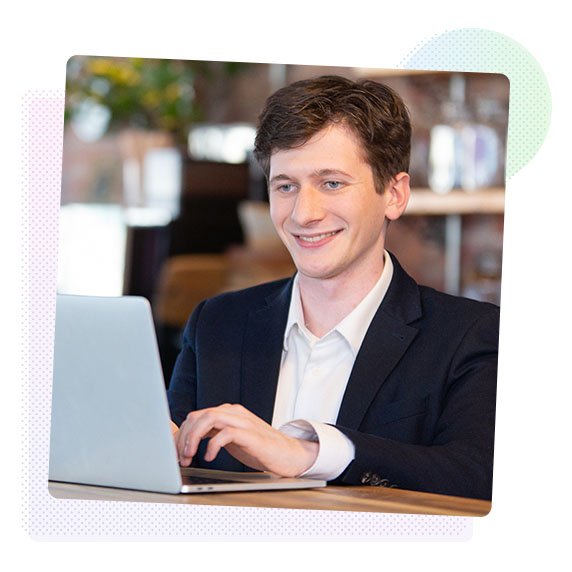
[253,75,411,194]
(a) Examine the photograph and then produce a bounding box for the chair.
[154,254,229,329]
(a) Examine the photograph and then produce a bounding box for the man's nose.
[290,186,325,226]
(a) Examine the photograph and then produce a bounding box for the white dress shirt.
[271,251,394,480]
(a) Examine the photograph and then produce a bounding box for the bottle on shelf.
[428,74,503,194]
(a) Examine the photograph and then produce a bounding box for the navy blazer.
[167,253,499,500]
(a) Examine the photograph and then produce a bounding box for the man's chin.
[294,264,341,282]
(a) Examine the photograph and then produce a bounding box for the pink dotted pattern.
[20,90,473,540]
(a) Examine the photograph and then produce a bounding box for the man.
[167,76,499,500]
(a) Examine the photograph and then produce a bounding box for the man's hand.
[174,403,319,477]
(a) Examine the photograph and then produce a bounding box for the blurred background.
[59,57,509,383]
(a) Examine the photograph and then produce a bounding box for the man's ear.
[384,172,410,221]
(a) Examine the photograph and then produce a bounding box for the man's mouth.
[293,229,342,246]
[298,231,338,243]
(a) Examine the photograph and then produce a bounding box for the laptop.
[49,294,326,494]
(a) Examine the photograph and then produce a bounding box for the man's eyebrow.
[269,169,354,184]
[311,168,353,179]
[269,173,294,184]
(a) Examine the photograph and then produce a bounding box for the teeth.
[298,231,337,243]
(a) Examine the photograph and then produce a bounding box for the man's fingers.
[173,404,317,475]
[176,407,254,464]
[177,410,213,460]
[203,426,240,462]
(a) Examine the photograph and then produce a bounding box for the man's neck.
[297,262,384,338]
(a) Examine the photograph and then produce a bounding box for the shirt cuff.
[278,419,355,480]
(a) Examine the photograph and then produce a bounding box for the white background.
[2,0,570,568]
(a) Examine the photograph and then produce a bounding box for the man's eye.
[325,181,342,190]
[277,184,295,192]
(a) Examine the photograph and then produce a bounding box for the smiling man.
[167,76,499,500]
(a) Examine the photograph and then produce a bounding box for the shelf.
[404,188,505,216]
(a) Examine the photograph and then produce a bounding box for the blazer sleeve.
[166,300,204,427]
[333,308,499,500]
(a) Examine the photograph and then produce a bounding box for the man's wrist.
[279,419,355,480]
[296,438,319,474]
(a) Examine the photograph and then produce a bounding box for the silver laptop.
[49,294,326,494]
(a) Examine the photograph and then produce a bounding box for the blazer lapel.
[336,254,423,429]
[240,279,293,424]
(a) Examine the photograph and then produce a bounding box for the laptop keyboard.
[182,475,240,485]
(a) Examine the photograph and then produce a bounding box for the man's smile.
[293,229,343,246]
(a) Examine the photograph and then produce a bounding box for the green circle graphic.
[400,28,551,180]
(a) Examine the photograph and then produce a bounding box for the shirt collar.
[283,251,394,355]
[283,276,309,351]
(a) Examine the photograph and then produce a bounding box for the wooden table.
[48,481,490,516]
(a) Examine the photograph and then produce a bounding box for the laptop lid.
[49,294,184,493]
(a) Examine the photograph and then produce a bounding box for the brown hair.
[253,75,411,193]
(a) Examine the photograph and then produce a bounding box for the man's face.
[268,124,398,285]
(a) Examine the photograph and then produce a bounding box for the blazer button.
[361,472,372,484]
[370,474,382,486]
[379,479,390,487]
